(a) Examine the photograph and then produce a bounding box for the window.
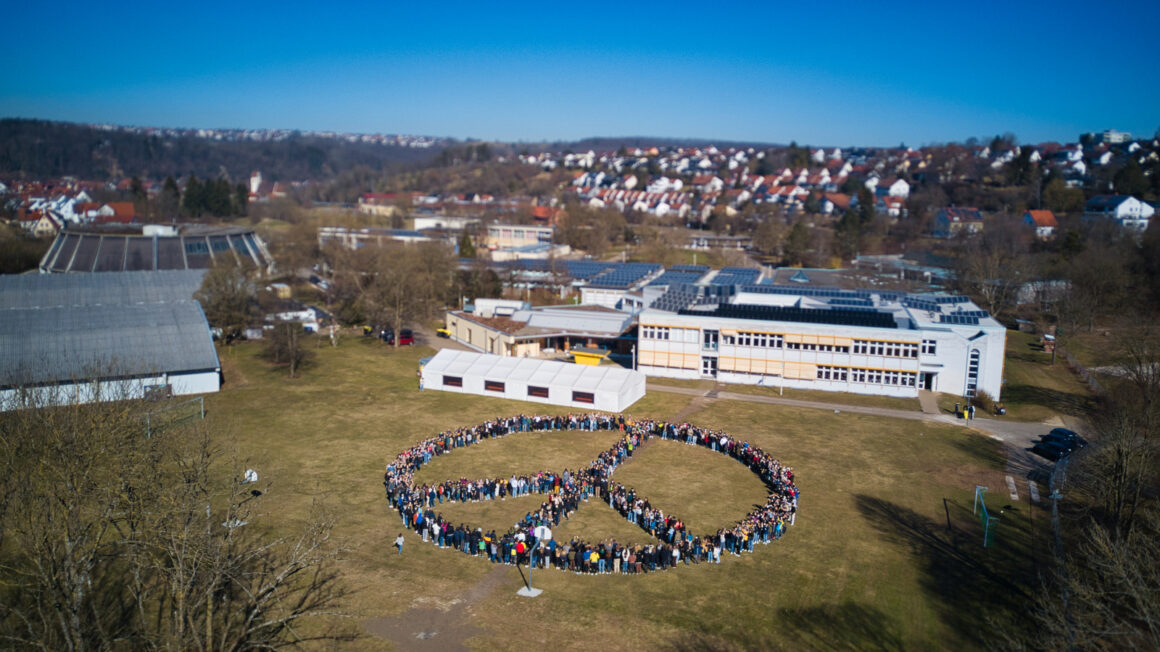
[702,329,719,351]
[184,240,209,254]
[922,339,937,355]
[572,391,595,404]
[484,380,505,393]
[443,375,463,387]
[528,385,549,398]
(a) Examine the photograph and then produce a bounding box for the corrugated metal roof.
[0,301,221,386]
[0,270,206,310]
[0,270,219,387]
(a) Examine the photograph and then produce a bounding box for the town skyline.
[3,1,1158,147]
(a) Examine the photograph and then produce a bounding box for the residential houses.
[933,207,984,239]
[1083,195,1155,232]
[1023,210,1058,239]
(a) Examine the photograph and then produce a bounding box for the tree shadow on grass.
[948,434,1008,470]
[1001,384,1099,418]
[665,602,903,651]
[853,495,1033,648]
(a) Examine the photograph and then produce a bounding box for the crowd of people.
[383,413,799,574]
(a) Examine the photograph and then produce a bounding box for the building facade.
[637,286,1006,400]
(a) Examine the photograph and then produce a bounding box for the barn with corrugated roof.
[0,270,221,410]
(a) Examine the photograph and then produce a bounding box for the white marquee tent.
[420,349,645,413]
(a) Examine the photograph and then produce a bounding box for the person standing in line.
[395,533,405,555]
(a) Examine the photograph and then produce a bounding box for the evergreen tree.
[182,175,203,217]
[234,183,249,216]
[457,230,476,258]
[783,222,811,266]
[207,178,232,216]
[1114,159,1149,197]
[159,176,181,219]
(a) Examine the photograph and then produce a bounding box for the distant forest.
[0,119,447,182]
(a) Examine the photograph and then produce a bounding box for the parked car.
[398,329,415,346]
[1031,441,1071,461]
[1042,428,1086,449]
[435,328,451,338]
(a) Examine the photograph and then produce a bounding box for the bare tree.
[952,216,1033,317]
[264,320,312,378]
[362,242,454,347]
[195,260,256,345]
[0,390,353,649]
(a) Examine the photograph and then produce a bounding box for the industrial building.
[0,270,221,410]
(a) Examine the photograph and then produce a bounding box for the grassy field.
[938,330,1096,422]
[205,337,1046,650]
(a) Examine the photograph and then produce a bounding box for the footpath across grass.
[205,337,1045,650]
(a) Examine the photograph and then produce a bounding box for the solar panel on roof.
[685,304,898,329]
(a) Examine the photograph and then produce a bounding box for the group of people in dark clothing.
[383,413,798,574]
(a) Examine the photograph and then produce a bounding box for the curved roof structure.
[39,224,273,273]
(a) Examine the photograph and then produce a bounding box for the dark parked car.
[1042,428,1086,449]
[380,328,414,346]
[1031,441,1071,461]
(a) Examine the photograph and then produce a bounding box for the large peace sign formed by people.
[383,413,798,574]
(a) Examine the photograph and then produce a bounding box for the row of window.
[641,325,670,340]
[725,332,786,349]
[851,340,920,358]
[816,365,918,387]
[442,375,594,403]
[787,341,848,352]
[646,326,940,360]
[641,326,698,343]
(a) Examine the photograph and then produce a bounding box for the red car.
[383,328,415,345]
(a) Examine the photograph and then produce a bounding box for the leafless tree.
[362,241,454,347]
[0,391,354,649]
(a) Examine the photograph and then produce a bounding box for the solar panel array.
[951,310,991,319]
[741,285,866,299]
[586,262,662,289]
[670,264,709,273]
[940,314,980,325]
[932,295,970,305]
[648,270,707,287]
[902,297,940,312]
[829,297,874,307]
[687,304,899,329]
[711,267,762,285]
[564,260,616,280]
[651,285,701,312]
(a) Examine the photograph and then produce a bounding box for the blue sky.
[3,0,1158,146]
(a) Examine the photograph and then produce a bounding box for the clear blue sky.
[3,0,1157,147]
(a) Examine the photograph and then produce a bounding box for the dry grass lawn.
[205,337,1045,650]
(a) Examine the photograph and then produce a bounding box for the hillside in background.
[0,119,448,182]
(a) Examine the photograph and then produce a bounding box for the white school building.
[637,285,1006,400]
